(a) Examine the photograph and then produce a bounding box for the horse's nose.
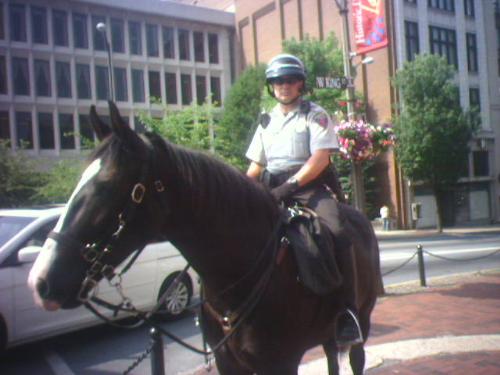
[36,277,50,299]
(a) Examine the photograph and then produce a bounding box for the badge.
[314,113,329,128]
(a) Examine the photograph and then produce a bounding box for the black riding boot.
[335,240,363,347]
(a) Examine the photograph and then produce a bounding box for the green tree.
[35,159,84,204]
[392,54,478,231]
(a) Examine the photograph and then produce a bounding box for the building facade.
[234,0,500,227]
[0,0,235,163]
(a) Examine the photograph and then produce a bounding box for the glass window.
[132,69,145,103]
[12,57,30,96]
[38,112,54,149]
[405,21,419,61]
[181,73,192,105]
[95,65,109,100]
[0,4,4,40]
[165,72,177,104]
[146,24,159,57]
[473,151,489,177]
[0,111,10,141]
[73,13,88,49]
[148,70,161,100]
[466,33,478,73]
[34,59,51,97]
[210,76,221,105]
[78,114,93,147]
[92,15,106,51]
[178,29,190,61]
[429,26,457,67]
[53,10,68,47]
[0,56,7,94]
[114,67,128,102]
[469,87,480,110]
[16,112,33,148]
[162,26,175,59]
[59,113,75,149]
[76,64,91,99]
[196,75,206,104]
[111,18,124,53]
[194,32,204,62]
[208,33,219,64]
[428,0,455,12]
[129,21,142,55]
[9,4,26,42]
[56,61,71,98]
[31,6,48,44]
[464,0,474,17]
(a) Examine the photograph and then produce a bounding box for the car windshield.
[0,216,35,248]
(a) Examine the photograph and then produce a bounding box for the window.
[0,56,6,94]
[56,62,71,98]
[178,29,190,61]
[181,74,192,105]
[428,0,455,12]
[405,21,419,61]
[497,13,500,75]
[9,4,26,42]
[0,111,10,141]
[466,33,478,73]
[469,88,480,111]
[111,18,124,53]
[210,76,221,105]
[162,26,175,59]
[0,4,4,40]
[31,6,48,44]
[34,59,51,97]
[429,26,457,67]
[196,75,206,104]
[53,10,68,47]
[38,112,54,149]
[16,112,33,148]
[165,72,177,104]
[134,116,147,133]
[194,32,204,62]
[146,24,159,57]
[473,151,489,177]
[73,13,88,49]
[131,69,145,103]
[92,15,106,51]
[208,33,219,64]
[148,71,161,100]
[76,64,91,99]
[464,0,474,17]
[59,113,75,149]
[12,57,30,96]
[79,114,93,147]
[95,65,109,100]
[114,67,128,102]
[405,0,417,3]
[129,21,142,55]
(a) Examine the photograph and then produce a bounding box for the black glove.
[271,179,299,202]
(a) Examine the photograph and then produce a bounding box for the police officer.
[246,54,362,346]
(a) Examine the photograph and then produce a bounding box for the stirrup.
[336,309,363,347]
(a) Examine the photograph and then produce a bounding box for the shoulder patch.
[259,113,271,128]
[313,112,329,128]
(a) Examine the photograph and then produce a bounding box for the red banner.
[352,0,388,54]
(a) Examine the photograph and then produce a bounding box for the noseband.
[47,134,169,303]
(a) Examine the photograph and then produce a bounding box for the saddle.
[283,205,342,295]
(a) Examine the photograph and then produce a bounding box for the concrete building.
[233,0,500,227]
[0,0,235,163]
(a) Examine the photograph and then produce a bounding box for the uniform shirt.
[246,101,339,174]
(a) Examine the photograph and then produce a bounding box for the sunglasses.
[271,76,301,85]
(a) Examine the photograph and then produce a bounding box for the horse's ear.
[89,105,111,141]
[108,101,132,138]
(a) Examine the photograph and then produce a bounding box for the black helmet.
[265,54,306,82]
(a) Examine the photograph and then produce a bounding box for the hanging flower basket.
[334,120,395,162]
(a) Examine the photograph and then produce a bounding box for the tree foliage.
[35,159,84,204]
[392,54,478,230]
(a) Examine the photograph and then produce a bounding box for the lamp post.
[96,22,114,101]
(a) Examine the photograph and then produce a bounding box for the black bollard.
[150,327,165,375]
[417,244,427,287]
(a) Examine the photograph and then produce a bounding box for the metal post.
[150,327,165,375]
[96,22,115,101]
[416,244,427,287]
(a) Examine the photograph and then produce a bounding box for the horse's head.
[28,102,164,310]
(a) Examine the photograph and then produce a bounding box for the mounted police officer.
[245,53,363,346]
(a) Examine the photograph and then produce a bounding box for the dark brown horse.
[28,102,381,374]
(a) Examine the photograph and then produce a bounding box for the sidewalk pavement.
[189,269,500,375]
[374,223,500,241]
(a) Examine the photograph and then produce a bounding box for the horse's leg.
[323,338,340,375]
[348,305,373,375]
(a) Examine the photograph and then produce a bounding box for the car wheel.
[156,273,192,321]
[0,316,7,357]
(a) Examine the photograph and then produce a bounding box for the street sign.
[316,76,352,90]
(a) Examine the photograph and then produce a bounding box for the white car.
[0,206,199,352]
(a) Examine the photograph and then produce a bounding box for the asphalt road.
[1,231,499,375]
